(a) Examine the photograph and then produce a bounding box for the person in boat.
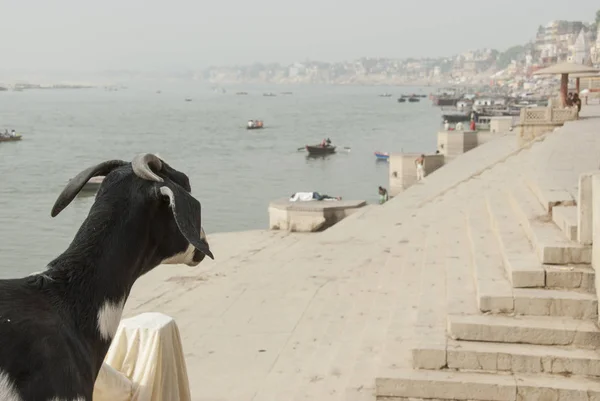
[247,120,254,128]
[455,121,464,131]
[443,120,450,131]
[10,129,16,137]
[289,192,341,201]
[378,186,389,204]
[326,138,331,147]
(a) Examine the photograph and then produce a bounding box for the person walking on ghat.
[415,154,425,181]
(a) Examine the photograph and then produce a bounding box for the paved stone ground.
[525,105,600,200]
[123,107,600,401]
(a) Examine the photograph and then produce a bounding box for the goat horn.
[132,153,164,182]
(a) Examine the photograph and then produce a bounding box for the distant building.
[592,25,600,65]
[569,29,591,64]
[534,20,592,64]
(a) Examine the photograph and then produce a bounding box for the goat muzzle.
[132,153,164,182]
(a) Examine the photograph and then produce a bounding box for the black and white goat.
[0,153,213,401]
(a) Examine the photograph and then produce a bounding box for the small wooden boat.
[379,93,392,97]
[397,98,406,103]
[247,120,264,129]
[374,151,389,160]
[408,97,420,102]
[306,145,336,155]
[263,92,277,97]
[185,98,192,102]
[236,92,248,95]
[0,135,22,142]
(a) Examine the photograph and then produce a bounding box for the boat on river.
[397,98,406,103]
[306,145,336,155]
[0,135,22,142]
[247,120,264,129]
[374,151,389,160]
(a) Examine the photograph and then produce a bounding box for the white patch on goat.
[160,243,196,265]
[97,298,126,341]
[0,371,22,401]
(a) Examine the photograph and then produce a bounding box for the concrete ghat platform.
[268,198,367,232]
[121,106,600,401]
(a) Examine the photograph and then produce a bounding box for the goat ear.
[51,160,128,217]
[159,185,214,260]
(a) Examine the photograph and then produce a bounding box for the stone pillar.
[579,172,599,245]
[437,130,478,159]
[388,153,445,196]
[591,175,600,322]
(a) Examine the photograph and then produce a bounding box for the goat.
[0,153,213,401]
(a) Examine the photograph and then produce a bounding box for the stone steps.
[448,314,600,348]
[486,194,595,292]
[467,199,597,318]
[465,202,513,313]
[375,368,600,400]
[507,181,591,265]
[552,204,578,241]
[485,194,544,288]
[525,176,575,214]
[445,339,600,377]
[412,339,600,377]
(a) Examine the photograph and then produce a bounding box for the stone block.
[448,314,600,347]
[268,198,366,232]
[512,288,598,319]
[376,370,516,401]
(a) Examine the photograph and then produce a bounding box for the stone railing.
[520,107,579,125]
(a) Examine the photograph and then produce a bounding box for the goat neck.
[44,198,158,373]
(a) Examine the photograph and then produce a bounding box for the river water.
[0,83,442,276]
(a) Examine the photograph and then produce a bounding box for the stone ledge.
[448,314,600,347]
[376,369,600,400]
[507,182,591,265]
[268,198,367,232]
[552,205,578,241]
[485,194,545,288]
[525,177,576,214]
[444,339,600,377]
[544,264,595,293]
[466,204,514,314]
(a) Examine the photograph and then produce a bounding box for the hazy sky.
[0,0,598,71]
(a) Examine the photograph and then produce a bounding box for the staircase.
[376,171,600,400]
